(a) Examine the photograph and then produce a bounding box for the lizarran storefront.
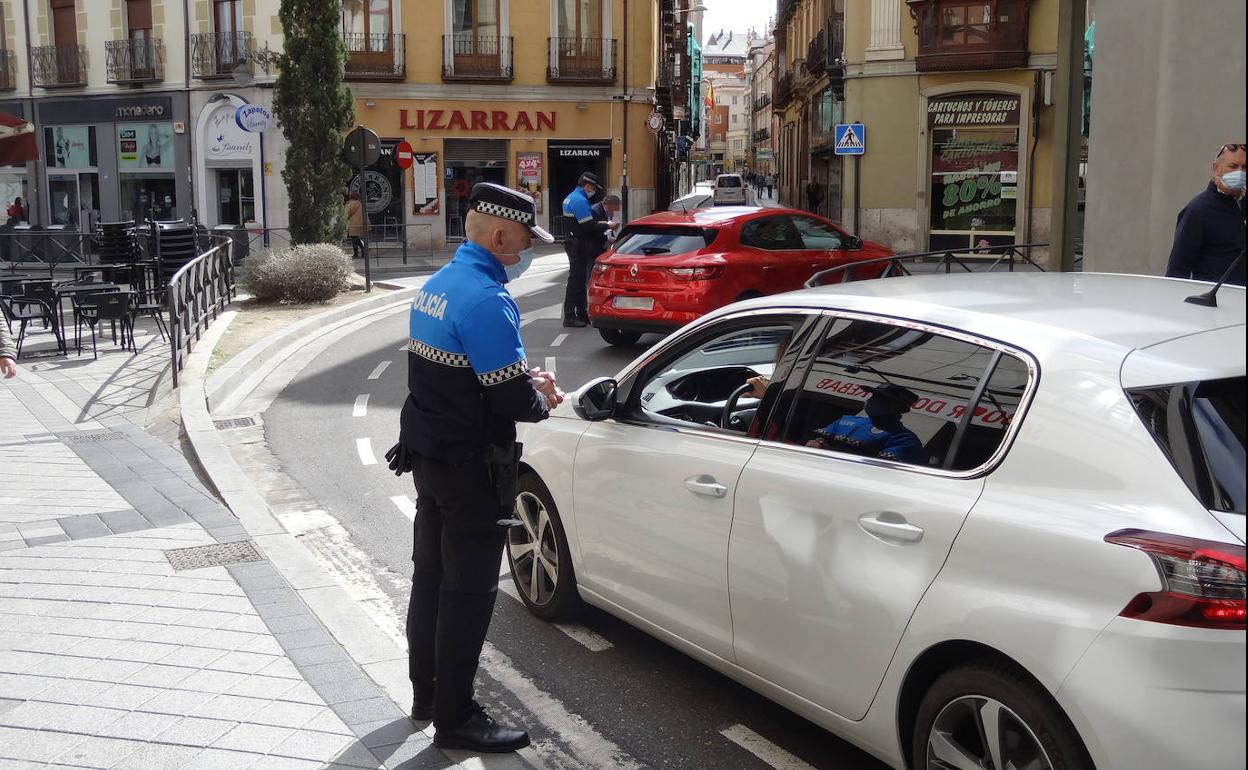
[348,97,656,246]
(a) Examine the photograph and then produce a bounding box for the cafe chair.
[76,292,135,359]
[0,294,56,359]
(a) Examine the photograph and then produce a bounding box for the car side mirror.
[574,377,618,421]
[845,236,863,250]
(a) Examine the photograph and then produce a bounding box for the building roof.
[703,30,754,58]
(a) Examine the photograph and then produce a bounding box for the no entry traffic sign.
[394,140,414,170]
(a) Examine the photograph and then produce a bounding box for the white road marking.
[720,725,817,770]
[551,623,614,652]
[551,333,569,348]
[398,344,408,352]
[367,360,391,380]
[390,495,416,521]
[356,438,377,466]
[520,302,565,328]
[543,356,557,375]
[352,394,369,418]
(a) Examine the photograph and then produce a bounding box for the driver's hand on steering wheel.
[746,375,769,399]
[806,437,828,449]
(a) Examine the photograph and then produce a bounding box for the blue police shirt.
[562,187,594,225]
[399,241,548,462]
[819,415,925,465]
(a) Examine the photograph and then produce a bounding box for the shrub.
[242,243,352,303]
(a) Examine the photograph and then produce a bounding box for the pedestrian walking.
[766,175,774,200]
[345,192,365,261]
[561,172,617,327]
[1,316,16,378]
[385,182,564,753]
[806,179,823,215]
[1165,142,1246,285]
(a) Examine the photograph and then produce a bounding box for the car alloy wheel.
[927,695,1053,770]
[509,490,561,607]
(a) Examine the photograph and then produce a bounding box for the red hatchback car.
[587,206,893,345]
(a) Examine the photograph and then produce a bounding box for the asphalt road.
[262,261,893,770]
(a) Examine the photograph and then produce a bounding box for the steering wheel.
[721,383,755,429]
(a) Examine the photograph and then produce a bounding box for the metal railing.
[752,93,771,112]
[343,32,405,79]
[753,127,771,142]
[0,50,15,91]
[806,29,826,76]
[105,37,164,83]
[167,235,234,388]
[443,35,513,80]
[191,31,253,79]
[805,243,1052,288]
[547,37,616,82]
[31,45,88,87]
[774,72,794,107]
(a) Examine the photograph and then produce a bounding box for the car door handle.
[858,512,925,543]
[684,474,728,498]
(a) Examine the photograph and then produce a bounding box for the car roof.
[719,272,1247,362]
[632,206,804,226]
[716,173,741,179]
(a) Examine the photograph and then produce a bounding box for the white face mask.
[1221,170,1247,192]
[503,248,535,282]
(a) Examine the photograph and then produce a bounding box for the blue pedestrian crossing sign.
[834,123,865,156]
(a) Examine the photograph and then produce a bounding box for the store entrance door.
[444,139,509,242]
[548,141,610,241]
[215,169,255,225]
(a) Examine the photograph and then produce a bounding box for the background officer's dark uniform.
[397,197,550,731]
[562,178,612,323]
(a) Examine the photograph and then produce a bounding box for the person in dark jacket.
[587,194,622,284]
[387,183,564,753]
[1165,143,1246,285]
[561,172,617,327]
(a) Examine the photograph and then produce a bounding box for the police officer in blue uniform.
[385,183,564,753]
[807,383,925,465]
[561,172,617,327]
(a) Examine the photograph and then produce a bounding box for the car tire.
[911,663,1093,770]
[507,474,581,621]
[599,328,642,346]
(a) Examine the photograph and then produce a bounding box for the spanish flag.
[704,80,715,113]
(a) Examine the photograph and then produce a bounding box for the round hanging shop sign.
[349,170,394,215]
[235,104,273,133]
[646,111,665,135]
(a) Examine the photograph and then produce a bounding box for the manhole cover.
[213,417,257,430]
[165,540,263,571]
[62,431,127,444]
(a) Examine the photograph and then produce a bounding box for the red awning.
[0,112,39,166]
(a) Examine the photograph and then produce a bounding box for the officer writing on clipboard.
[385,183,564,752]
[561,172,618,327]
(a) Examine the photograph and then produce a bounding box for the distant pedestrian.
[1165,142,1245,285]
[1,317,16,378]
[345,192,365,260]
[766,176,774,199]
[6,197,24,224]
[805,179,823,215]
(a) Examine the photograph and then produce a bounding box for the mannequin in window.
[807,383,924,464]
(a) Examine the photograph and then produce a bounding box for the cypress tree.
[273,0,356,244]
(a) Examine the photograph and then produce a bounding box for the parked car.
[587,206,893,345]
[713,173,748,205]
[667,191,714,212]
[512,273,1246,770]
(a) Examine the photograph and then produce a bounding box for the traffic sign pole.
[356,128,372,293]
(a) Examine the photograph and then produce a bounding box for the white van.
[712,174,748,205]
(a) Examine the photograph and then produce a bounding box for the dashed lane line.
[356,438,377,466]
[551,333,569,348]
[367,360,391,380]
[390,494,416,521]
[352,394,370,418]
[720,725,818,770]
[544,356,557,375]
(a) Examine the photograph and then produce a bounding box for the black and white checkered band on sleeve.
[474,200,531,226]
[478,359,529,387]
[407,339,471,368]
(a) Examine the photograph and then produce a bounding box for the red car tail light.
[592,263,609,275]
[1105,529,1246,630]
[666,266,724,281]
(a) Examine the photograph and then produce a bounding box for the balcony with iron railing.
[442,35,513,81]
[105,37,164,83]
[806,30,826,77]
[547,37,616,83]
[753,127,771,142]
[753,93,771,112]
[31,45,88,88]
[907,0,1031,72]
[774,71,794,107]
[0,50,14,91]
[344,32,405,80]
[191,31,253,79]
[827,16,846,76]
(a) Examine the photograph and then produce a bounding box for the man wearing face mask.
[384,182,564,753]
[806,383,925,465]
[561,172,618,327]
[1165,142,1246,286]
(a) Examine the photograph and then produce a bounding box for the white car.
[713,173,749,205]
[509,273,1246,770]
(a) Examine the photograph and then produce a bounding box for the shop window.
[906,0,1030,71]
[929,127,1020,252]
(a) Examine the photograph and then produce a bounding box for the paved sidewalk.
[1,321,447,768]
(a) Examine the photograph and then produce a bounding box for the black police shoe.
[411,699,433,722]
[562,317,589,328]
[434,708,530,753]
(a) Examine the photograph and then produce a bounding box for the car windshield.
[717,176,743,188]
[613,226,712,256]
[1128,376,1246,514]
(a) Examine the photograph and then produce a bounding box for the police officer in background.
[561,172,618,327]
[385,183,564,753]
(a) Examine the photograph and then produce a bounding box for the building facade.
[775,0,1067,257]
[745,37,776,179]
[0,0,287,235]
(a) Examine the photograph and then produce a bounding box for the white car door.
[728,312,1034,720]
[573,313,814,660]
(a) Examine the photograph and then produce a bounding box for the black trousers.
[349,236,364,261]
[407,453,507,729]
[563,244,592,321]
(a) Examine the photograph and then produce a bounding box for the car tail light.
[592,263,609,275]
[666,266,724,280]
[1105,529,1246,629]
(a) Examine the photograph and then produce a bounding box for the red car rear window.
[613,226,717,256]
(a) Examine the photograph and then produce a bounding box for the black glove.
[384,442,415,477]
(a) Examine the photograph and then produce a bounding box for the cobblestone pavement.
[1,321,446,769]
